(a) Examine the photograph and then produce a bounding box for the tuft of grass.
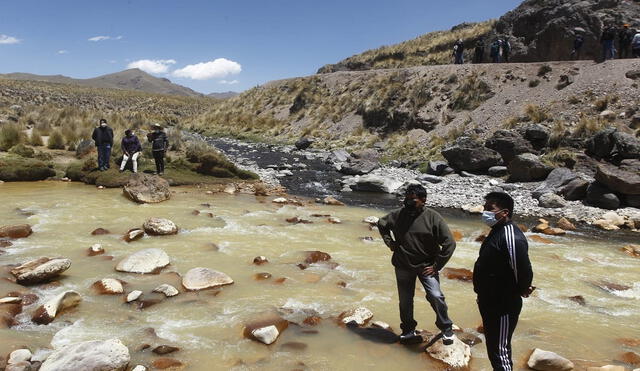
[528,79,540,88]
[450,73,494,111]
[503,116,520,129]
[567,95,580,105]
[0,123,26,151]
[593,95,618,112]
[573,115,607,137]
[537,64,552,77]
[186,142,258,179]
[30,129,44,146]
[524,104,549,123]
[541,148,577,168]
[8,143,35,158]
[47,130,66,150]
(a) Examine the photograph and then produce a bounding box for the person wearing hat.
[619,24,635,59]
[92,118,114,171]
[147,124,169,175]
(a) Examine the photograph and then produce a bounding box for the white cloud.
[57,50,68,54]
[219,79,239,85]
[88,35,123,42]
[172,58,241,80]
[127,59,176,74]
[0,34,20,44]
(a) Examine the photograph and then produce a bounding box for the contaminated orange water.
[1,182,638,370]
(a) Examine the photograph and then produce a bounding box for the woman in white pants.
[119,129,142,173]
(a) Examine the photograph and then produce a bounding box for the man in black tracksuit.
[378,184,457,345]
[474,192,534,371]
[147,124,169,175]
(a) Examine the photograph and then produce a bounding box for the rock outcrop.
[508,153,552,182]
[123,173,171,203]
[39,339,130,371]
[442,137,501,172]
[10,257,71,285]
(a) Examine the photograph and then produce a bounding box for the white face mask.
[481,210,506,227]
[100,123,107,127]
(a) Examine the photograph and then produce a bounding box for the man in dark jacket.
[453,39,464,64]
[474,192,534,371]
[618,24,634,59]
[378,184,457,345]
[601,25,617,60]
[92,118,114,171]
[570,34,584,60]
[147,124,168,175]
[474,40,485,63]
[119,129,142,173]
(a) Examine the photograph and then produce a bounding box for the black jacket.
[378,207,456,271]
[147,131,168,152]
[473,221,533,309]
[92,126,114,146]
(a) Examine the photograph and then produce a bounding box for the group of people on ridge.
[598,24,640,60]
[90,119,169,175]
[453,38,512,64]
[378,184,534,371]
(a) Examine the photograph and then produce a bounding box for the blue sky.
[0,0,521,94]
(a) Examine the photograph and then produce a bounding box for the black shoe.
[442,328,455,345]
[399,330,422,344]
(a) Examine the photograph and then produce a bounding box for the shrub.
[504,116,520,129]
[0,156,56,181]
[528,79,540,88]
[537,64,552,77]
[8,144,35,158]
[30,130,44,146]
[593,95,617,112]
[524,104,549,123]
[450,74,494,111]
[47,130,66,149]
[573,115,606,137]
[34,151,53,161]
[0,124,25,151]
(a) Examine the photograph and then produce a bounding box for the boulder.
[426,161,454,176]
[253,256,268,265]
[419,174,444,183]
[123,173,171,203]
[612,132,640,159]
[243,316,289,345]
[126,290,143,303]
[0,303,21,328]
[532,168,587,200]
[485,129,536,163]
[123,228,145,242]
[425,334,471,370]
[32,291,81,325]
[350,174,404,193]
[0,224,33,239]
[323,196,345,206]
[508,153,552,182]
[115,248,170,274]
[560,178,589,201]
[626,70,640,80]
[10,257,71,285]
[601,211,625,227]
[75,139,95,158]
[488,166,509,177]
[586,182,620,210]
[625,194,640,208]
[338,307,373,326]
[527,348,574,371]
[182,267,233,291]
[152,345,179,355]
[586,127,617,159]
[142,218,178,236]
[87,244,105,256]
[521,124,550,149]
[153,284,179,297]
[556,217,576,231]
[294,137,314,150]
[538,193,567,208]
[39,339,130,371]
[442,137,502,172]
[92,278,124,295]
[8,349,32,365]
[595,163,640,196]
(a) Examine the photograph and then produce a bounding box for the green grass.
[0,155,56,181]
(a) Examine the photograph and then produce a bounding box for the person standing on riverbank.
[474,191,534,371]
[147,124,168,175]
[119,129,142,173]
[377,184,457,345]
[92,118,113,171]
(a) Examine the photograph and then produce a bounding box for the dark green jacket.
[378,207,456,271]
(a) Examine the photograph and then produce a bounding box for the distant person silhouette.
[601,25,617,60]
[474,40,485,63]
[570,34,584,60]
[618,24,635,58]
[490,40,501,63]
[453,39,464,64]
[502,38,511,62]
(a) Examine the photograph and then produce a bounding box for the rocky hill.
[318,0,640,73]
[207,91,239,99]
[0,69,202,97]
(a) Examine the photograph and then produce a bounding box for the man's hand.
[521,286,536,298]
[422,264,437,276]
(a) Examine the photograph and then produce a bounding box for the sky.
[0,0,521,94]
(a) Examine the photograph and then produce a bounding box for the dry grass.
[450,73,494,111]
[524,104,549,123]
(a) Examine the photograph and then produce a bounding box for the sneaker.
[442,328,455,345]
[399,330,422,344]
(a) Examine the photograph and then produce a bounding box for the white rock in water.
[0,296,22,304]
[371,321,391,330]
[126,290,143,303]
[142,218,179,236]
[425,335,471,369]
[251,325,280,345]
[182,267,233,291]
[363,216,379,225]
[527,348,575,371]
[132,366,147,371]
[39,338,130,371]
[116,248,170,274]
[32,291,82,325]
[88,244,104,256]
[10,257,71,284]
[223,184,236,194]
[339,307,373,326]
[272,197,288,204]
[8,349,32,364]
[93,278,124,295]
[153,284,179,297]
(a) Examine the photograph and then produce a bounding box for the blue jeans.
[97,144,112,169]
[603,40,615,60]
[395,267,453,333]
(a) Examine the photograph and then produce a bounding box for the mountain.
[0,69,203,97]
[318,0,640,73]
[207,91,239,99]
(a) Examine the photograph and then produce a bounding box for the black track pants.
[153,151,165,173]
[478,297,522,371]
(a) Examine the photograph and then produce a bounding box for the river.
[1,182,639,370]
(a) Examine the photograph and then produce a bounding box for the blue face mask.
[481,210,506,227]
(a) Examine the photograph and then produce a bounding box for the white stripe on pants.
[120,152,140,172]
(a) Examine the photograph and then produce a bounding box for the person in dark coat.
[474,192,534,371]
[119,129,142,173]
[453,39,464,64]
[91,118,114,171]
[474,40,485,63]
[147,124,168,175]
[502,38,511,62]
[601,25,617,60]
[618,24,635,59]
[490,40,501,63]
[377,184,457,345]
[570,34,584,60]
